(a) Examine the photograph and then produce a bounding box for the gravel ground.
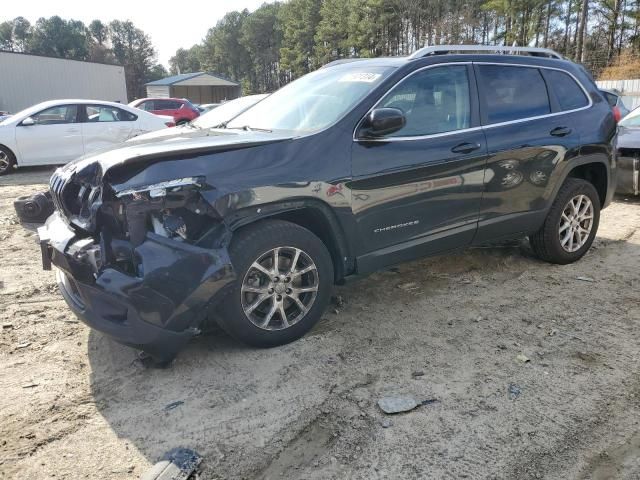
[1,167,639,480]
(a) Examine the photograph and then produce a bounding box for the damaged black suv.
[25,46,616,362]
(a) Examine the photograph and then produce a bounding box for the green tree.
[201,10,252,83]
[280,0,322,78]
[241,2,284,92]
[108,20,157,100]
[169,45,202,74]
[28,16,90,60]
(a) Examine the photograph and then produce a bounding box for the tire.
[215,219,334,347]
[176,119,189,126]
[0,146,16,176]
[530,178,600,264]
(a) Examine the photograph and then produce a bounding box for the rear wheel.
[215,220,334,347]
[0,146,16,176]
[530,178,600,264]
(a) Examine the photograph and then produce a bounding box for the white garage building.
[0,50,127,114]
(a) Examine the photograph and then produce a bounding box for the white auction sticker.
[339,72,382,83]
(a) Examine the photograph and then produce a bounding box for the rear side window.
[157,100,181,110]
[85,105,137,122]
[545,70,589,111]
[477,65,550,124]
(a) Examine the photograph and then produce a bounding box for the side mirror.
[358,107,406,138]
[21,117,35,126]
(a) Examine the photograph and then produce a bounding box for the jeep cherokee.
[23,45,617,362]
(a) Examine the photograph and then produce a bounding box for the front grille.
[49,167,100,230]
[49,169,70,220]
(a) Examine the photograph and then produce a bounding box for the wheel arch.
[225,199,354,283]
[550,156,611,209]
[567,161,608,207]
[0,143,17,162]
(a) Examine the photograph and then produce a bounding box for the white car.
[0,99,174,175]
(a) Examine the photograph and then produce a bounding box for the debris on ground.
[140,448,202,480]
[2,322,13,329]
[378,396,419,414]
[576,276,596,282]
[516,354,530,364]
[378,396,439,414]
[21,383,38,389]
[15,342,31,349]
[164,401,184,412]
[411,371,425,378]
[396,282,419,291]
[508,383,522,400]
[331,295,345,308]
[380,418,393,428]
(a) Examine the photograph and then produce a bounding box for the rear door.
[14,104,84,166]
[350,63,488,272]
[80,104,138,153]
[474,63,588,243]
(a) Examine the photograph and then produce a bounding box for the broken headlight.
[115,176,215,245]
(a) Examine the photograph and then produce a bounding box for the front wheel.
[530,178,600,264]
[0,146,16,176]
[215,220,334,347]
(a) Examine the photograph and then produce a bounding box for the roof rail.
[408,45,564,60]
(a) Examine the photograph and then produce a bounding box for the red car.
[128,98,200,125]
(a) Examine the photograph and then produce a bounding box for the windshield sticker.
[339,72,382,83]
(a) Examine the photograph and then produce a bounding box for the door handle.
[550,126,572,137]
[451,142,481,154]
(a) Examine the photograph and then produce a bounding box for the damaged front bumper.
[38,213,234,361]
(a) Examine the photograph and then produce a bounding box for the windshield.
[619,107,640,127]
[226,64,395,133]
[191,95,268,129]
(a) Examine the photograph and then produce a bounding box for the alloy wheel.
[559,194,594,253]
[241,246,319,330]
[0,151,10,173]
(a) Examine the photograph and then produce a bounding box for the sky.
[1,0,268,67]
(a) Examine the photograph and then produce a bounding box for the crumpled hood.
[61,128,294,178]
[617,126,640,149]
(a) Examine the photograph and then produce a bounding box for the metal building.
[0,51,127,114]
[145,72,241,104]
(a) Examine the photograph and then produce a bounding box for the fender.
[218,194,355,280]
[546,153,614,210]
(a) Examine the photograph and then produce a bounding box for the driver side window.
[379,65,471,137]
[31,105,79,125]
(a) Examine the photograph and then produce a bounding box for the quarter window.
[31,105,78,125]
[477,65,550,124]
[545,70,589,111]
[378,65,471,137]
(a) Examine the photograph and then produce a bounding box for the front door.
[15,104,84,166]
[349,64,488,273]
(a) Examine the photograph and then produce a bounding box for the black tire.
[530,178,600,264]
[215,219,334,347]
[0,146,16,176]
[176,119,189,126]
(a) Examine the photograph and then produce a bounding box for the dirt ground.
[1,167,640,480]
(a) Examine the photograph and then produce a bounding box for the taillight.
[613,106,622,122]
[165,121,175,127]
